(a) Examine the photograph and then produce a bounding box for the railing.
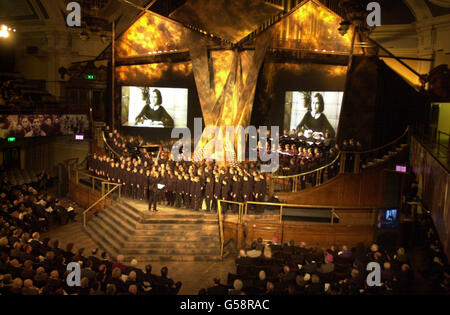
[339,127,410,174]
[217,200,245,258]
[437,130,449,157]
[83,182,122,227]
[216,200,377,256]
[66,158,122,227]
[243,201,352,225]
[270,127,410,193]
[102,131,121,158]
[269,152,341,193]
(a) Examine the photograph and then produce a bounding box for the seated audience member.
[206,278,229,295]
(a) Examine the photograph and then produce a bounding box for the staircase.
[84,200,222,262]
[361,142,408,169]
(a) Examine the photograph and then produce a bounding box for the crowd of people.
[277,129,363,176]
[0,79,27,110]
[0,173,183,295]
[200,240,417,295]
[0,114,88,139]
[277,129,339,180]
[0,175,75,234]
[0,234,183,295]
[89,127,268,213]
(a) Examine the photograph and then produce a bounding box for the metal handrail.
[269,152,341,193]
[273,152,341,179]
[77,170,107,183]
[217,200,245,259]
[340,127,409,155]
[438,130,450,137]
[102,131,122,158]
[83,183,121,227]
[243,201,375,224]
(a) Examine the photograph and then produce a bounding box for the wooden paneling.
[223,219,375,250]
[333,208,376,225]
[68,181,112,212]
[276,165,386,208]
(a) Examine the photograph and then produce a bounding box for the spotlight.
[0,25,10,38]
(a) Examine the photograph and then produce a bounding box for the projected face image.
[284,91,343,139]
[150,90,161,108]
[121,86,188,128]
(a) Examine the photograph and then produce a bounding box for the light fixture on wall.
[0,24,16,38]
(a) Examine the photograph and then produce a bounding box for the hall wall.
[251,60,348,130]
[114,61,203,143]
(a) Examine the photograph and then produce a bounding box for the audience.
[196,236,449,295]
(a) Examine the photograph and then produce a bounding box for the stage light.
[0,25,11,38]
[314,49,318,52]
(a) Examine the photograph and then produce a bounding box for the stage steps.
[84,199,221,262]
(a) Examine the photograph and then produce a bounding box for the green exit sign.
[7,137,16,142]
[84,74,96,80]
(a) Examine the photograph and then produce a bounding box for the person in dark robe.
[167,174,176,207]
[135,89,174,128]
[193,177,202,211]
[144,169,151,201]
[204,176,214,212]
[182,174,190,208]
[241,175,252,205]
[220,178,230,212]
[147,174,158,212]
[137,168,145,200]
[230,176,241,212]
[212,176,221,213]
[175,174,184,208]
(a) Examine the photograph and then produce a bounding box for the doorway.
[3,147,20,169]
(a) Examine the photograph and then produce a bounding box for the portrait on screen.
[284,91,343,139]
[121,86,188,128]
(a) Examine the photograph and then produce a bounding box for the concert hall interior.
[0,0,450,298]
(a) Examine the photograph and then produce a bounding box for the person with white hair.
[229,279,244,295]
[306,274,323,294]
[127,258,144,285]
